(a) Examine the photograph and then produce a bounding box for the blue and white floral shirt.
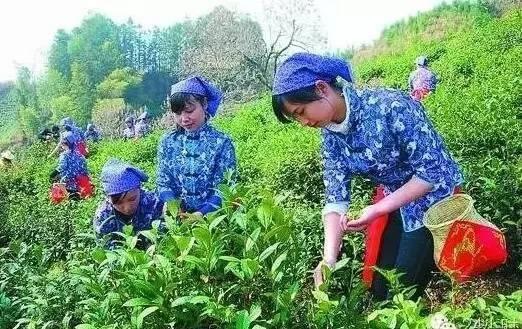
[157,123,236,214]
[93,189,164,248]
[135,122,150,138]
[322,84,463,232]
[408,67,438,92]
[57,150,89,191]
[123,127,135,139]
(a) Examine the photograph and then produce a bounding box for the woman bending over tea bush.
[50,131,92,199]
[271,53,463,300]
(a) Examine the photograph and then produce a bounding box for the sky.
[0,0,446,82]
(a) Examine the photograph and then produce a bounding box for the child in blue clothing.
[93,158,164,249]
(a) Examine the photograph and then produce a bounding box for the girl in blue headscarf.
[49,117,88,158]
[271,53,463,301]
[94,158,164,249]
[157,76,236,219]
[50,131,91,198]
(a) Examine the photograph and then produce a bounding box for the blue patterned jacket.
[93,189,164,247]
[157,123,236,214]
[57,150,88,191]
[322,84,462,231]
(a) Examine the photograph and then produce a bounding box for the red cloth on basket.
[76,140,88,157]
[438,219,507,282]
[410,88,430,101]
[50,184,68,204]
[75,174,94,199]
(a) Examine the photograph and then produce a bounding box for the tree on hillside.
[68,13,124,86]
[480,0,521,16]
[118,20,182,110]
[179,6,267,100]
[119,18,143,72]
[48,29,72,79]
[15,67,38,110]
[244,0,327,90]
[92,98,126,138]
[37,69,70,122]
[96,67,142,100]
[49,95,78,124]
[14,67,46,137]
[0,82,19,131]
[155,23,186,75]
[125,71,173,115]
[69,62,94,125]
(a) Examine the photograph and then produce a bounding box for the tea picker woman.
[135,111,151,138]
[61,117,88,155]
[48,117,87,157]
[408,55,438,101]
[85,123,102,142]
[123,116,136,139]
[271,53,463,300]
[50,131,92,200]
[157,76,236,219]
[93,158,164,249]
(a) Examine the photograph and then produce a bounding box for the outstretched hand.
[342,205,382,232]
[313,260,333,288]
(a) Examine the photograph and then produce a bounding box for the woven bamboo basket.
[423,193,504,274]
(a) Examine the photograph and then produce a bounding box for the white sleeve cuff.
[322,202,349,217]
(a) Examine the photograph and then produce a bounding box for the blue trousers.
[370,210,436,301]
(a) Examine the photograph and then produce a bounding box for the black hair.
[110,191,128,204]
[41,128,52,134]
[271,80,343,124]
[169,93,207,115]
[49,169,61,183]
